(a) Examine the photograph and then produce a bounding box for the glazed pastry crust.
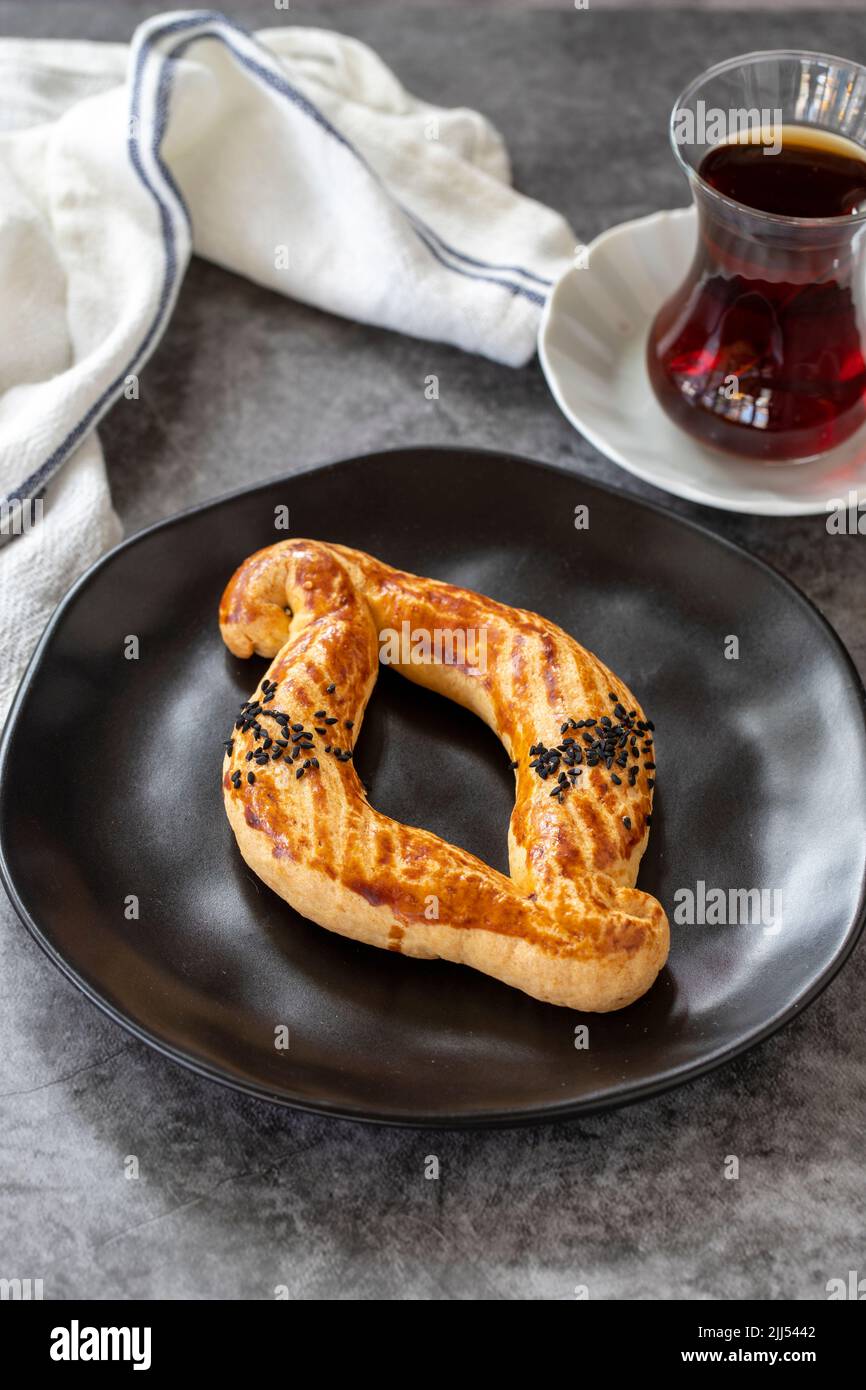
[219,540,669,1012]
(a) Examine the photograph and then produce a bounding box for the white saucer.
[538,206,866,516]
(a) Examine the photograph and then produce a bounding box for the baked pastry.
[220,540,669,1011]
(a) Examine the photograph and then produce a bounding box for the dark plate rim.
[2,445,865,1129]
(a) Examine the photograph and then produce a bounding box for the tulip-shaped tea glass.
[647,50,866,463]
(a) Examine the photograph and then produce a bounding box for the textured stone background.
[1,3,864,1300]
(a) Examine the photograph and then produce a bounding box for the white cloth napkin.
[0,9,575,716]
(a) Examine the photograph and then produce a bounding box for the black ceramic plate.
[2,449,865,1127]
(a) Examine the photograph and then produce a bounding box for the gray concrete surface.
[1,4,864,1300]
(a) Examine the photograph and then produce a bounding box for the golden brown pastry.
[219,540,669,1011]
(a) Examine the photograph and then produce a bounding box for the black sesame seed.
[608,692,617,701]
[325,717,338,725]
[311,759,319,769]
[247,772,255,785]
[296,767,304,779]
[510,759,519,769]
[345,720,354,730]
[611,773,622,785]
[645,762,656,770]
[622,816,631,829]
[315,728,326,736]
[326,684,336,693]
[560,721,569,735]
[315,711,326,719]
